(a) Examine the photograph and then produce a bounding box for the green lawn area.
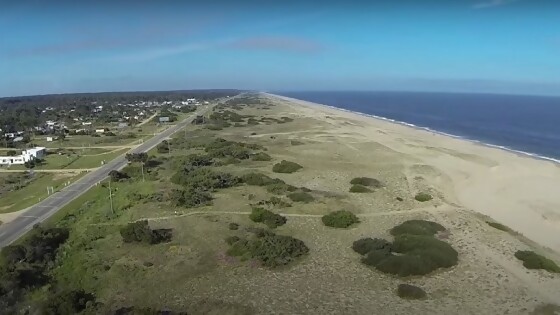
[0,172,84,214]
[33,135,139,148]
[3,148,129,170]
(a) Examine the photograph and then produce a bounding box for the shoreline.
[266,93,560,166]
[265,92,560,255]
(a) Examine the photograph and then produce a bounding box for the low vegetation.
[171,167,240,191]
[486,221,511,232]
[352,238,393,255]
[353,220,458,276]
[514,250,560,273]
[350,177,382,188]
[241,172,297,195]
[168,187,213,208]
[349,184,372,193]
[414,192,433,202]
[249,207,287,229]
[119,220,173,244]
[0,226,71,311]
[226,230,309,268]
[322,210,360,228]
[390,219,446,237]
[251,152,272,161]
[272,160,303,173]
[287,191,314,203]
[257,196,292,208]
[397,284,427,300]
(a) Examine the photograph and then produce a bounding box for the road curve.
[0,104,213,248]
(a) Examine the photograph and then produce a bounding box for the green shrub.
[397,284,426,300]
[204,138,261,160]
[228,222,239,230]
[414,192,433,202]
[350,177,382,188]
[43,289,96,315]
[290,140,304,145]
[206,125,223,130]
[220,157,241,165]
[242,173,274,186]
[169,188,212,208]
[171,167,240,191]
[287,192,314,203]
[227,232,309,267]
[272,160,303,173]
[249,207,287,228]
[352,238,393,255]
[225,236,241,245]
[369,234,458,277]
[487,221,510,232]
[265,181,297,195]
[119,220,172,244]
[349,184,372,193]
[251,152,272,161]
[258,196,292,208]
[390,220,446,237]
[514,250,560,273]
[322,210,360,228]
[108,170,129,182]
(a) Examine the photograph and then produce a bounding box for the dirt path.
[80,148,127,157]
[137,111,159,127]
[89,206,455,226]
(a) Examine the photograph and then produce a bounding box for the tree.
[6,150,17,156]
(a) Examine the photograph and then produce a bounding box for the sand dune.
[268,93,560,255]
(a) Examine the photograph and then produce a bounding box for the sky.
[1,0,559,97]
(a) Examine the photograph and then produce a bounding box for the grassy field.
[1,148,129,171]
[2,96,558,314]
[0,172,84,214]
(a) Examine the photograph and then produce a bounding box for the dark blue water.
[275,91,560,162]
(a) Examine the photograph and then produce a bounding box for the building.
[0,147,46,165]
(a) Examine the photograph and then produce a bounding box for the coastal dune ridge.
[265,92,560,255]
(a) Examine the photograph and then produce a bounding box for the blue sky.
[1,0,559,97]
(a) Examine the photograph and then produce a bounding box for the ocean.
[274,91,560,163]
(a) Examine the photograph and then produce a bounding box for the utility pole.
[108,178,114,215]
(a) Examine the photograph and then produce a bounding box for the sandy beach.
[268,93,560,256]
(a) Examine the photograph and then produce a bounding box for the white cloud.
[472,0,519,9]
[106,42,215,63]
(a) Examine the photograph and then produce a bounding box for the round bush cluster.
[272,160,303,173]
[352,220,458,277]
[322,210,360,228]
[414,192,433,202]
[514,250,560,273]
[389,220,445,237]
[226,231,309,268]
[349,185,372,193]
[397,284,427,300]
[287,192,314,203]
[350,177,383,188]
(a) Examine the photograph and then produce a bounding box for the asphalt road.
[0,104,213,248]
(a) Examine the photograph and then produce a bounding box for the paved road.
[0,104,213,248]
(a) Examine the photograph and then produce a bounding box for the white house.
[0,147,46,165]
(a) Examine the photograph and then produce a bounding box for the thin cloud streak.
[228,36,324,53]
[97,36,323,63]
[472,0,519,9]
